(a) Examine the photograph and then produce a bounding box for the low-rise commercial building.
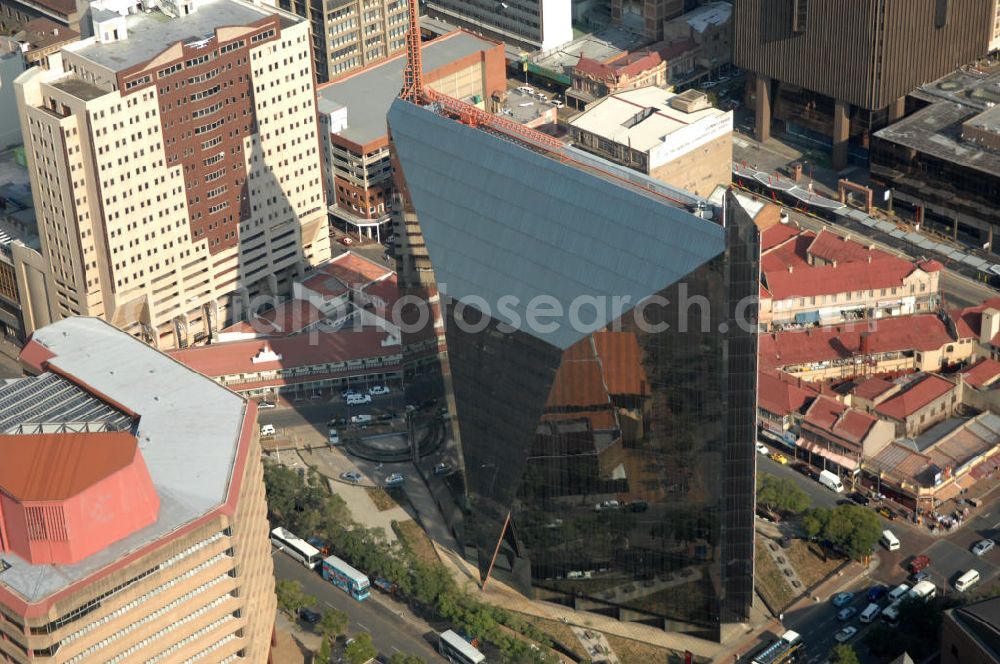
[567,49,666,111]
[14,17,78,69]
[871,64,1000,251]
[757,370,817,450]
[799,395,895,474]
[317,30,505,240]
[660,0,731,86]
[760,225,942,330]
[873,373,960,438]
[758,314,974,381]
[2,317,276,663]
[567,86,732,197]
[0,0,89,36]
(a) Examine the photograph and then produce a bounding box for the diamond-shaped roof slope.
[387,99,725,350]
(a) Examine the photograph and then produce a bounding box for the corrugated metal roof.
[387,99,725,350]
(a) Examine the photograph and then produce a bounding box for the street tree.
[316,635,332,664]
[830,644,860,664]
[801,505,881,561]
[319,608,349,640]
[345,632,378,664]
[757,474,812,515]
[389,655,425,664]
[275,579,315,616]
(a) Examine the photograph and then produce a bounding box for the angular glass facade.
[388,99,758,639]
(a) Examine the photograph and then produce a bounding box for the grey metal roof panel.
[387,99,725,350]
[318,31,501,147]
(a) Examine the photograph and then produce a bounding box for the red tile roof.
[961,358,1000,389]
[919,259,944,272]
[760,224,801,251]
[257,300,324,335]
[0,432,137,501]
[758,314,956,372]
[363,274,400,309]
[757,370,818,416]
[170,328,398,377]
[300,272,350,299]
[875,374,955,420]
[803,395,877,444]
[806,229,875,264]
[949,297,1000,341]
[320,252,392,287]
[851,376,896,401]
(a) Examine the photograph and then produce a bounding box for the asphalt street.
[272,550,445,662]
[755,453,1000,662]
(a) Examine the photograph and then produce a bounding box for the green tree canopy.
[389,654,425,664]
[757,474,812,514]
[316,635,332,664]
[275,579,315,616]
[345,632,378,664]
[319,608,349,640]
[801,505,881,561]
[830,644,860,664]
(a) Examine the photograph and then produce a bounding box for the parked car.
[909,555,931,574]
[909,571,930,584]
[257,401,276,409]
[837,606,857,621]
[338,236,354,246]
[832,592,854,607]
[867,585,889,602]
[755,442,769,455]
[877,506,897,520]
[376,413,394,423]
[342,389,361,399]
[385,472,405,487]
[434,462,453,476]
[770,452,789,465]
[973,539,995,556]
[847,492,870,506]
[595,500,620,512]
[298,608,321,624]
[346,393,373,405]
[793,462,818,479]
[328,429,340,445]
[553,100,565,108]
[340,471,363,484]
[328,417,347,427]
[517,85,534,94]
[626,500,649,512]
[368,385,390,396]
[834,626,858,643]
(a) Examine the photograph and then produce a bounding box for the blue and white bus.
[271,527,321,569]
[321,554,371,601]
[439,630,486,664]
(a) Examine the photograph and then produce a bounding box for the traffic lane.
[272,551,444,662]
[923,539,999,592]
[756,452,841,510]
[259,394,404,432]
[782,575,877,664]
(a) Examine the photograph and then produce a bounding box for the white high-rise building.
[15,0,331,349]
[424,0,572,51]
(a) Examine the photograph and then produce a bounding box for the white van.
[350,414,373,425]
[260,424,275,436]
[955,569,981,592]
[860,602,882,623]
[888,583,910,602]
[881,529,900,551]
[819,469,844,493]
[328,429,340,445]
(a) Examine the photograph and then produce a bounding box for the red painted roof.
[758,314,956,372]
[0,432,137,501]
[321,252,392,287]
[300,272,350,299]
[363,274,400,309]
[760,223,801,251]
[803,395,877,444]
[574,51,662,82]
[806,229,876,264]
[851,376,896,401]
[961,358,1000,389]
[875,374,955,420]
[949,297,1000,340]
[257,300,324,335]
[919,259,944,272]
[757,370,817,416]
[169,328,398,377]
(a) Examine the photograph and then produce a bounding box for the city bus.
[271,527,321,569]
[750,630,802,664]
[438,630,486,664]
[321,554,371,601]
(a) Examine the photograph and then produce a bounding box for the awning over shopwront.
[794,311,820,324]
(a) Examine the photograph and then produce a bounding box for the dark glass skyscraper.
[388,99,758,640]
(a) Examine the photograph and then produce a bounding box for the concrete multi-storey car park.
[0,317,275,663]
[15,0,331,349]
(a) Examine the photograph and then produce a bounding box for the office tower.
[733,0,993,168]
[15,0,331,349]
[388,97,758,639]
[423,0,572,51]
[277,0,409,82]
[0,316,276,663]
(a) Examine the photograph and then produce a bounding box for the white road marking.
[325,601,335,608]
[357,622,370,632]
[391,646,401,653]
